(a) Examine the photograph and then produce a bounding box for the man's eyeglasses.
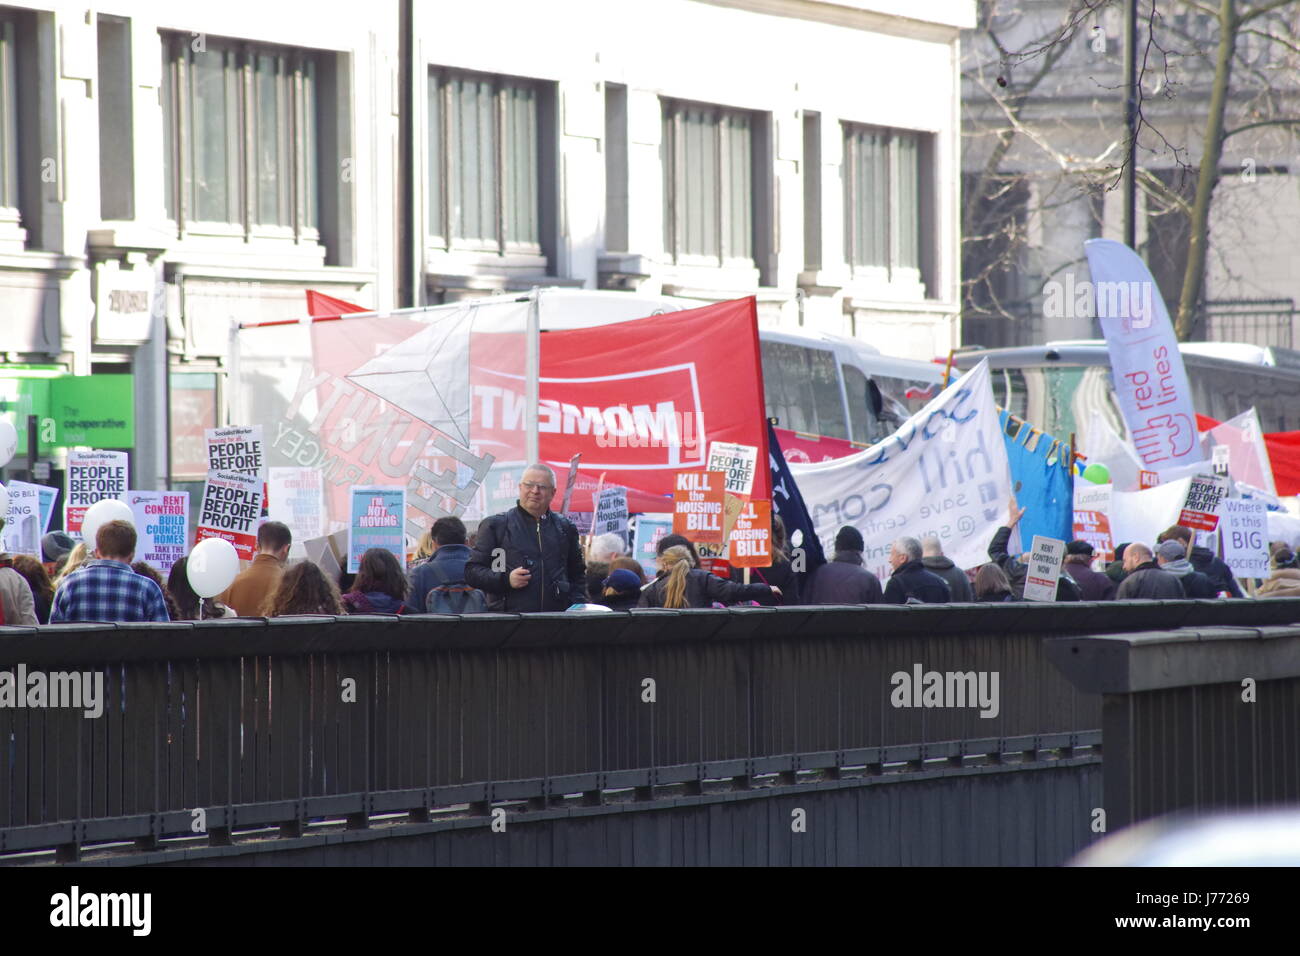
[520,481,554,492]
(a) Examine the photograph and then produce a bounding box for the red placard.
[728,500,772,568]
[1138,470,1160,489]
[671,471,725,543]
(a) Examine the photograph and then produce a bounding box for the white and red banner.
[196,470,264,560]
[65,450,128,538]
[1084,239,1202,474]
[129,490,190,573]
[236,294,767,535]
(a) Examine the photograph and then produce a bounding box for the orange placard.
[672,470,726,543]
[728,500,772,568]
[1138,470,1160,489]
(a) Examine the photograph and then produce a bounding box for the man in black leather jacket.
[465,464,587,612]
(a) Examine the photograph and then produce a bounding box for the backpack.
[422,558,490,615]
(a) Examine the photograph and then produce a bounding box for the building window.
[662,99,755,265]
[161,32,320,237]
[0,12,18,215]
[843,124,924,276]
[427,67,540,253]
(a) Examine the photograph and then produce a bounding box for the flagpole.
[525,288,541,469]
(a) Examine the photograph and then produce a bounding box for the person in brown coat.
[1257,547,1300,598]
[219,521,292,616]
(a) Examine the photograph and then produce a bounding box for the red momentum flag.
[539,297,770,511]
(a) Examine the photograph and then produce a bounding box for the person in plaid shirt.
[50,520,171,624]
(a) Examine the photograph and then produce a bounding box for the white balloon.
[0,419,15,468]
[187,537,240,599]
[80,498,134,549]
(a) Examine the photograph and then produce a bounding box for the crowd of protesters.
[2,469,1299,625]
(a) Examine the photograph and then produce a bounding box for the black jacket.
[987,526,1082,601]
[922,556,973,602]
[1190,546,1244,597]
[805,551,884,605]
[1115,562,1185,600]
[730,554,801,605]
[464,505,586,612]
[406,544,473,613]
[883,560,951,604]
[638,569,773,608]
[1063,559,1117,601]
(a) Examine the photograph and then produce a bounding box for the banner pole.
[525,289,541,468]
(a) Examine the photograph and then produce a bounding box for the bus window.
[809,348,847,439]
[762,341,848,439]
[843,364,882,444]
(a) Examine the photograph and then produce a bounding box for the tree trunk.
[1174,0,1239,341]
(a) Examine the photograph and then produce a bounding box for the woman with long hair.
[165,557,235,620]
[638,545,778,609]
[262,561,345,616]
[10,555,54,624]
[54,542,90,588]
[130,561,183,621]
[973,563,1016,602]
[341,548,409,614]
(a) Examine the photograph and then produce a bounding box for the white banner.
[128,490,190,574]
[1023,536,1065,602]
[205,425,265,478]
[1220,499,1269,579]
[268,467,325,544]
[2,482,41,556]
[790,361,1013,581]
[706,441,759,498]
[1084,239,1203,474]
[592,485,628,538]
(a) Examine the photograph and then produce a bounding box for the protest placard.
[1023,535,1065,602]
[2,483,42,556]
[1220,498,1269,580]
[1138,470,1160,489]
[205,425,264,477]
[269,467,325,543]
[64,450,128,538]
[631,513,672,580]
[560,453,581,514]
[671,471,725,543]
[129,490,190,573]
[1212,445,1230,477]
[728,500,772,568]
[7,480,56,538]
[1071,482,1114,564]
[707,441,759,543]
[592,486,628,540]
[348,486,406,573]
[707,442,759,498]
[1178,474,1230,532]
[196,470,264,560]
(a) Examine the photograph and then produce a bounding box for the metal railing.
[3,599,1298,862]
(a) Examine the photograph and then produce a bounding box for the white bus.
[534,289,945,448]
[951,340,1300,448]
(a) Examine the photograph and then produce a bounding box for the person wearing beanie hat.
[804,524,883,605]
[1062,540,1116,601]
[597,567,644,610]
[1155,538,1217,598]
[1105,542,1130,585]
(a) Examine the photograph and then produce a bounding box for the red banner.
[542,298,769,512]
